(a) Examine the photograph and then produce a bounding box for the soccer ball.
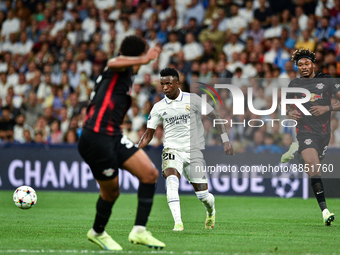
[13,186,37,209]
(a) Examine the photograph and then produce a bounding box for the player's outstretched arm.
[107,46,161,70]
[207,109,234,156]
[138,128,156,149]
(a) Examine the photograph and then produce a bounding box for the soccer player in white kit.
[138,68,234,231]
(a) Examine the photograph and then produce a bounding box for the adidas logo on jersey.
[162,112,167,116]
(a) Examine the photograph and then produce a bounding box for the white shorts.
[161,148,207,184]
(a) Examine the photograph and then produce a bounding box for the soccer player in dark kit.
[284,48,340,226]
[78,35,165,250]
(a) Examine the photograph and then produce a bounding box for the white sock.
[195,190,215,217]
[132,225,146,233]
[166,175,182,224]
[92,228,105,236]
[322,208,330,217]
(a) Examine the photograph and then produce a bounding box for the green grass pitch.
[1,191,339,255]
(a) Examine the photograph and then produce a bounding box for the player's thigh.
[78,129,119,180]
[183,150,208,185]
[162,148,184,178]
[318,133,330,161]
[121,149,159,184]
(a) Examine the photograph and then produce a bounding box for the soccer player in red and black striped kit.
[285,49,340,225]
[78,35,165,250]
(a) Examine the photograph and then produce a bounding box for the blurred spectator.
[77,72,94,103]
[254,0,272,28]
[183,33,203,61]
[203,0,219,26]
[281,133,293,147]
[13,114,32,143]
[23,129,33,143]
[34,130,46,144]
[122,118,139,143]
[224,3,247,39]
[1,9,20,40]
[0,106,15,140]
[295,5,308,31]
[67,93,83,119]
[264,37,290,71]
[264,15,282,39]
[255,133,283,154]
[223,33,245,62]
[48,119,63,144]
[76,51,93,77]
[248,19,265,45]
[68,62,81,91]
[184,0,205,26]
[239,0,254,25]
[63,128,79,144]
[199,14,225,54]
[129,104,146,132]
[295,30,316,51]
[315,17,336,41]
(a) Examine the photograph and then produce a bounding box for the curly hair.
[291,48,316,65]
[120,35,146,57]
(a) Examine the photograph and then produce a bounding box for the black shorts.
[78,128,139,180]
[297,133,330,160]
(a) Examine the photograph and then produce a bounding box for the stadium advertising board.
[0,145,325,198]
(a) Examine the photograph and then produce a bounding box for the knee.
[140,166,159,184]
[101,188,120,202]
[304,160,321,177]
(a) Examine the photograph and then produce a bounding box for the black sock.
[134,182,156,226]
[311,177,327,211]
[93,196,115,233]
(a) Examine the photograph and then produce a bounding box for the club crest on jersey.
[335,84,340,89]
[185,105,190,112]
[316,83,324,89]
[310,93,323,102]
[304,139,312,145]
[102,168,115,177]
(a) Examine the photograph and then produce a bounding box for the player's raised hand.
[223,141,234,156]
[310,105,330,116]
[289,110,302,120]
[146,46,161,62]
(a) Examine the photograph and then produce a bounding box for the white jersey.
[147,89,213,152]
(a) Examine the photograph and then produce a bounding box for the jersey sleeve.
[147,104,162,130]
[325,74,340,96]
[286,79,297,99]
[191,93,214,115]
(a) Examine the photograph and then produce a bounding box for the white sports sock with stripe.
[166,175,182,224]
[195,190,215,217]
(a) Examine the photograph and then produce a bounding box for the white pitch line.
[0,250,235,255]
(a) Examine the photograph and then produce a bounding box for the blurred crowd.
[0,0,340,153]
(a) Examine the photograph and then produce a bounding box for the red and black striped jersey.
[287,73,340,135]
[83,67,133,136]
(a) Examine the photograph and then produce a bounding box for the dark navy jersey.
[83,66,134,136]
[287,73,340,135]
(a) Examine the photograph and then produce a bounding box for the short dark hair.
[160,67,179,80]
[120,35,146,57]
[291,48,316,65]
